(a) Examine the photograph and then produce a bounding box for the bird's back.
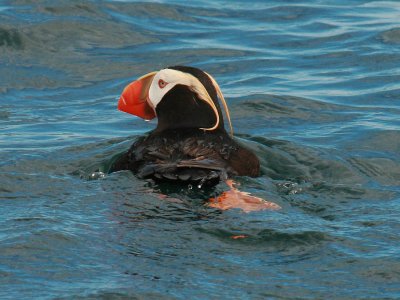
[110,128,259,186]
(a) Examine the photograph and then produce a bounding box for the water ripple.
[1,0,400,299]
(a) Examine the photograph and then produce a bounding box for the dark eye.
[158,79,167,88]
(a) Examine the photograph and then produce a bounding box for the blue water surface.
[1,0,400,299]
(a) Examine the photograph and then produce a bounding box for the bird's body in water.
[111,65,279,212]
[111,128,259,187]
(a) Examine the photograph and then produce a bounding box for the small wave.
[379,27,400,44]
[197,227,327,248]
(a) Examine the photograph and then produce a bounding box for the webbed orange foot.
[208,180,281,213]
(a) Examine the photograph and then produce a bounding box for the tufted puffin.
[110,66,280,212]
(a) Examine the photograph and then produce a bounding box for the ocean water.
[1,0,400,299]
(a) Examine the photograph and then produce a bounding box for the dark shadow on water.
[0,27,23,49]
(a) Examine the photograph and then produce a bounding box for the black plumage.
[110,128,259,186]
[110,66,260,186]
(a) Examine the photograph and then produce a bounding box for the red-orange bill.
[118,72,157,120]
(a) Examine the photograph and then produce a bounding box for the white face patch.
[148,69,193,109]
[145,68,233,135]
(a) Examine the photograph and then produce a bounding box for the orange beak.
[118,72,157,120]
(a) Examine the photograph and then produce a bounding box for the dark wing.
[228,145,260,177]
[108,136,146,173]
[135,138,229,184]
[109,131,259,183]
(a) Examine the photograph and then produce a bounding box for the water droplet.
[89,171,105,180]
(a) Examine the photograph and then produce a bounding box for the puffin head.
[118,66,233,135]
